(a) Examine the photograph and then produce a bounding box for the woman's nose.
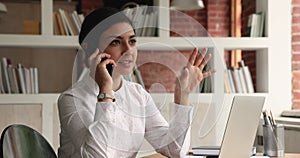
[121,42,132,55]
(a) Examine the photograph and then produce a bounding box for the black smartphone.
[101,57,114,76]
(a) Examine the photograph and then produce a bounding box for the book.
[23,67,31,93]
[71,10,81,33]
[1,57,11,93]
[135,6,148,36]
[32,67,39,94]
[54,11,67,35]
[192,146,220,156]
[226,68,236,93]
[192,146,256,156]
[16,64,26,94]
[224,70,231,93]
[144,11,158,36]
[78,14,85,24]
[58,8,71,35]
[237,68,247,93]
[23,20,40,34]
[238,60,254,93]
[53,12,60,35]
[141,11,150,36]
[0,60,4,93]
[148,10,158,36]
[257,12,265,37]
[230,66,242,93]
[64,10,78,35]
[247,12,265,37]
[7,65,19,93]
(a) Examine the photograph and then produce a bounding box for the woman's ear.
[82,42,88,50]
[81,42,90,68]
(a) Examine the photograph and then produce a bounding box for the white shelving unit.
[0,0,292,152]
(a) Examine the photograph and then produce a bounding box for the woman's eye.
[110,40,120,46]
[129,39,137,45]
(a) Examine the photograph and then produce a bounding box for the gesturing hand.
[174,48,216,105]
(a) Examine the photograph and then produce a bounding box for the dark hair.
[79,7,134,57]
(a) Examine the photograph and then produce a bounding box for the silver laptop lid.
[219,96,265,158]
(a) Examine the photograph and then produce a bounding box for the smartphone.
[101,57,114,76]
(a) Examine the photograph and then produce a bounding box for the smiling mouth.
[118,60,132,64]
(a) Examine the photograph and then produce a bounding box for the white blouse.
[57,74,193,158]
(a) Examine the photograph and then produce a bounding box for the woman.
[58,7,215,158]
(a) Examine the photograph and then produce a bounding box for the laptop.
[192,96,265,158]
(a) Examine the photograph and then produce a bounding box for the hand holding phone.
[101,57,114,76]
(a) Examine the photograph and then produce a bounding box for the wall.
[292,0,300,109]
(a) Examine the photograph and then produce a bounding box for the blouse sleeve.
[144,93,193,158]
[58,92,119,158]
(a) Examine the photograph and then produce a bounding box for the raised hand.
[174,48,216,105]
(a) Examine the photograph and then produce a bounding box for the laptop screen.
[218,96,265,158]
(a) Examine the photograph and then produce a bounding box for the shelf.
[0,34,269,50]
[0,34,78,48]
[0,93,59,102]
[137,37,270,50]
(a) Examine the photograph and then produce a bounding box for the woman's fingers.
[91,48,99,58]
[91,52,111,66]
[199,53,212,71]
[194,48,208,67]
[189,48,198,66]
[202,69,216,78]
[188,48,212,71]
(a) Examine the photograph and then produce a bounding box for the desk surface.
[143,153,300,158]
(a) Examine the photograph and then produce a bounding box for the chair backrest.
[0,124,57,158]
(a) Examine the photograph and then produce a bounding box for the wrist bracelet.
[98,97,115,102]
[97,93,115,102]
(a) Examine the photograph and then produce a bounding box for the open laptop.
[219,95,265,158]
[192,96,265,157]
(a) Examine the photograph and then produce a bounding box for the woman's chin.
[114,69,133,76]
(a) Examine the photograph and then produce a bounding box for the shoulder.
[58,75,97,106]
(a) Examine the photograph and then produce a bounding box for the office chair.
[0,124,57,158]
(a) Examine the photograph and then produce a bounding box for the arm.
[145,48,215,157]
[144,94,193,158]
[58,83,117,158]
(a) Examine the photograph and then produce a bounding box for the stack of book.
[0,57,39,94]
[224,60,254,93]
[123,5,158,37]
[53,9,85,36]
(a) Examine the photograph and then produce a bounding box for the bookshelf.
[0,0,292,154]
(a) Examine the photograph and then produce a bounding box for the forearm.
[174,84,190,106]
[146,104,193,157]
